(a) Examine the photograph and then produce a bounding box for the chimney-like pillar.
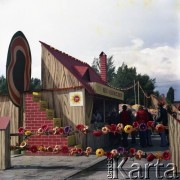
[99,52,107,83]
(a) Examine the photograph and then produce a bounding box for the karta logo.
[107,157,179,179]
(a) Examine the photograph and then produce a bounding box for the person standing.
[119,105,131,147]
[145,108,153,146]
[128,109,137,144]
[136,106,149,148]
[156,102,169,147]
[108,108,120,147]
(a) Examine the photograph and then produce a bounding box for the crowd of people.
[91,102,173,149]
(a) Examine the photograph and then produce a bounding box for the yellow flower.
[155,152,162,160]
[20,141,27,148]
[136,150,144,160]
[25,130,31,136]
[38,145,46,152]
[124,125,133,134]
[96,148,105,157]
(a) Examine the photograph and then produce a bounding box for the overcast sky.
[0,0,180,100]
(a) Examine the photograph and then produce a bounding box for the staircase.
[24,92,79,155]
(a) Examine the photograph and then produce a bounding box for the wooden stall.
[35,42,124,150]
[0,117,11,170]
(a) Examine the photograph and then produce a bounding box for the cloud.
[0,0,179,100]
[107,38,180,100]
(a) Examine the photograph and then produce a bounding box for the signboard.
[90,82,124,100]
[69,91,83,106]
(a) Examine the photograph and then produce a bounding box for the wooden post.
[0,117,11,170]
[134,80,137,104]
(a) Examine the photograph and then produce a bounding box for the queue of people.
[91,103,171,149]
[109,103,169,148]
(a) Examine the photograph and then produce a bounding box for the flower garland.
[96,147,171,162]
[18,125,74,139]
[17,121,168,140]
[10,142,170,162]
[12,124,171,162]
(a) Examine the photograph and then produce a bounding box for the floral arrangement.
[11,140,171,162]
[97,146,171,162]
[18,125,73,138]
[75,124,89,134]
[18,121,168,140]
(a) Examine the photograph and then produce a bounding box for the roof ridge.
[39,41,90,66]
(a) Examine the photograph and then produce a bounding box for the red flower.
[59,127,64,135]
[146,153,155,162]
[30,145,38,153]
[76,124,85,131]
[162,151,171,160]
[155,124,165,133]
[147,121,154,128]
[18,127,25,134]
[41,124,49,132]
[61,145,69,154]
[133,121,139,129]
[129,148,136,155]
[77,148,83,155]
[110,124,117,133]
[93,130,103,137]
[106,152,113,159]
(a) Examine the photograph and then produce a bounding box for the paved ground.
[0,155,106,180]
[67,135,176,180]
[0,134,175,180]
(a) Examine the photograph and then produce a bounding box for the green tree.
[91,56,115,85]
[0,76,41,94]
[166,87,174,104]
[29,78,42,91]
[111,63,156,106]
[112,63,137,105]
[136,74,156,106]
[92,58,100,74]
[0,75,8,94]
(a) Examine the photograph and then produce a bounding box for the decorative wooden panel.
[0,95,19,145]
[87,131,109,151]
[41,89,85,127]
[41,46,82,89]
[168,115,180,172]
[41,89,86,147]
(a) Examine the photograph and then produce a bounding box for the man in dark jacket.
[156,103,168,147]
[119,105,131,147]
